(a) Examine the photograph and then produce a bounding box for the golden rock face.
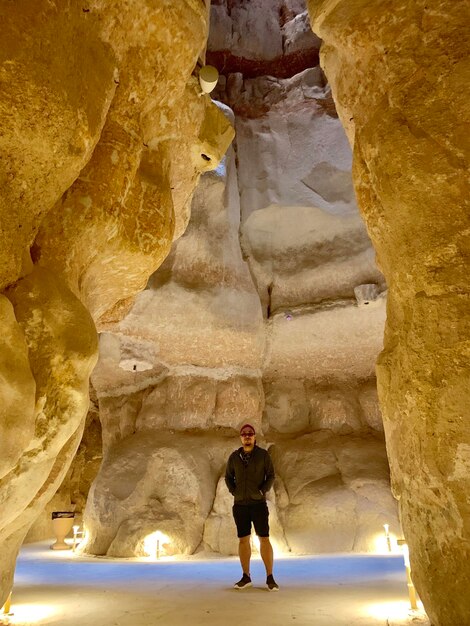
[31,2,234,326]
[308,1,470,624]
[0,267,98,597]
[34,83,233,325]
[0,1,117,291]
[0,0,233,607]
[0,296,36,480]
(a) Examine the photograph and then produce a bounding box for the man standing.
[225,423,279,591]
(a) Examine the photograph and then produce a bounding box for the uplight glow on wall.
[3,602,57,624]
[143,531,170,559]
[373,526,399,554]
[366,600,424,621]
[398,538,419,610]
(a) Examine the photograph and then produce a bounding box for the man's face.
[240,429,255,451]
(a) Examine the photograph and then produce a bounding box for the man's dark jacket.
[225,445,275,504]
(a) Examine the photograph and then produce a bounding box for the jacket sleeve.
[225,454,236,495]
[259,449,275,494]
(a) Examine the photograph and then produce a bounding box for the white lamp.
[155,530,163,560]
[383,524,392,552]
[199,65,219,95]
[397,539,418,610]
[143,530,170,559]
[72,525,80,552]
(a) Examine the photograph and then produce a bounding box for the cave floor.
[2,543,431,626]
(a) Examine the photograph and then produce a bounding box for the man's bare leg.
[239,535,251,575]
[259,536,273,576]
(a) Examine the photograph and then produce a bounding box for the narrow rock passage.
[2,543,429,626]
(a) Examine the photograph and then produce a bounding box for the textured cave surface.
[81,145,397,560]
[308,0,470,624]
[75,0,398,563]
[0,0,233,609]
[0,1,466,624]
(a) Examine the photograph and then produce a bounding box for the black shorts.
[232,501,269,538]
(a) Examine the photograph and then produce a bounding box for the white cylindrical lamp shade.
[199,65,219,94]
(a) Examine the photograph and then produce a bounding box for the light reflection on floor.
[367,599,427,621]
[2,602,57,624]
[1,542,430,626]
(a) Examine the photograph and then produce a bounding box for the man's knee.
[259,536,271,544]
[239,535,251,545]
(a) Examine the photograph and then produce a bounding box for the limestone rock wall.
[207,0,321,79]
[0,1,117,291]
[216,2,396,555]
[0,1,233,608]
[15,0,402,572]
[85,432,231,557]
[83,25,400,556]
[82,136,266,556]
[24,385,102,542]
[270,432,397,553]
[308,1,470,624]
[0,267,97,602]
[32,4,233,326]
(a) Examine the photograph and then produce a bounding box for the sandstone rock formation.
[81,0,400,559]
[308,1,470,624]
[0,267,98,602]
[81,135,267,556]
[0,1,233,609]
[0,5,413,618]
[208,0,321,80]
[270,432,397,553]
[85,432,230,557]
[24,386,102,543]
[32,4,234,326]
[0,2,116,292]
[83,135,398,555]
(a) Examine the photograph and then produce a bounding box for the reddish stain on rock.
[206,46,320,80]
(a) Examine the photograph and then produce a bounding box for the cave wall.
[83,135,399,559]
[1,2,466,623]
[307,1,470,624]
[24,385,102,542]
[80,0,400,559]
[0,0,233,608]
[83,127,267,556]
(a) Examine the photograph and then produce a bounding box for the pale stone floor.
[1,543,431,626]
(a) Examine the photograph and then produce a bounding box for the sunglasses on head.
[241,431,255,437]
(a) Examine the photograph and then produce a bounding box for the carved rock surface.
[241,205,384,315]
[74,0,401,562]
[83,111,397,559]
[81,140,266,555]
[34,88,234,326]
[0,1,116,291]
[265,300,386,382]
[99,141,263,369]
[0,1,234,609]
[0,297,36,480]
[270,432,399,553]
[84,432,229,557]
[25,386,103,542]
[264,381,383,436]
[208,0,321,79]
[308,0,470,623]
[0,268,97,600]
[32,0,234,326]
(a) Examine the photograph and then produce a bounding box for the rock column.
[308,1,470,624]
